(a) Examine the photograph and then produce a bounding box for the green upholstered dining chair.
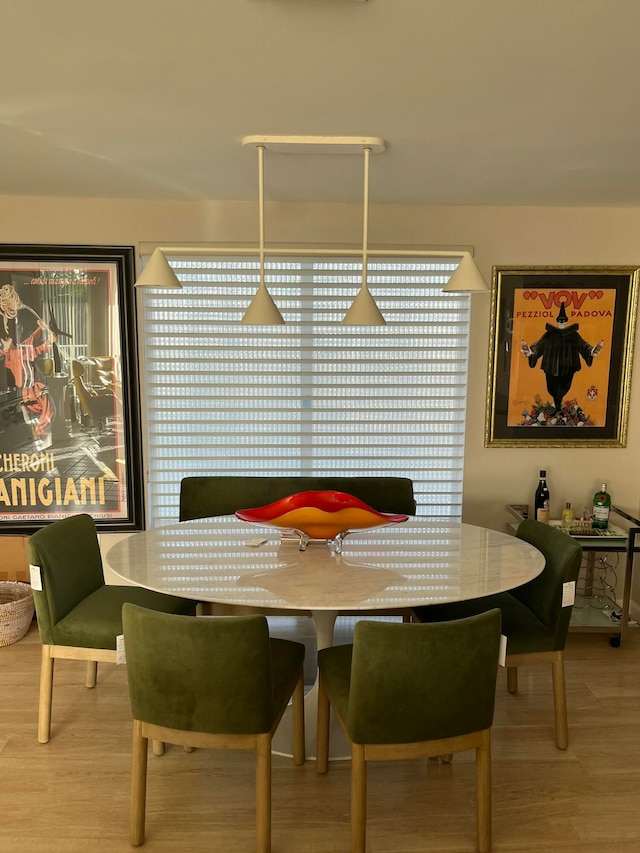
[413,519,583,749]
[122,605,305,850]
[317,611,501,853]
[27,513,197,744]
[179,474,417,521]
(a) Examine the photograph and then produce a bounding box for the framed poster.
[485,266,639,447]
[0,245,144,532]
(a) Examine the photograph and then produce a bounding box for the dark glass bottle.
[534,470,550,523]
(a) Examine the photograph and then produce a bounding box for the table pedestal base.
[271,610,350,761]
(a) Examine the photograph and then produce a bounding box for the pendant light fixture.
[134,136,489,302]
[342,145,386,324]
[241,143,285,324]
[442,252,490,292]
[240,135,387,325]
[134,246,182,288]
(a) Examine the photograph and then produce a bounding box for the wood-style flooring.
[2,620,640,852]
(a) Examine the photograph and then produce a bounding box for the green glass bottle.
[592,483,611,530]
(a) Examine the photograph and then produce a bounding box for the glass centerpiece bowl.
[235,490,409,552]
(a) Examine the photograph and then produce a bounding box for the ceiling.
[5,0,640,207]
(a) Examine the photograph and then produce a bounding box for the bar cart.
[507,504,640,646]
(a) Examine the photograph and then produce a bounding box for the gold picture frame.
[485,265,639,447]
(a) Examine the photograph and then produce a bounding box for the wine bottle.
[534,470,550,524]
[592,483,611,530]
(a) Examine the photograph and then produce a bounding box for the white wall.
[2,195,639,595]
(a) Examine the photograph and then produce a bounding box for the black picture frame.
[485,265,639,448]
[0,244,144,533]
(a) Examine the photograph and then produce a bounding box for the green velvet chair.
[317,611,502,853]
[122,605,305,850]
[413,519,583,749]
[179,474,417,521]
[27,513,197,744]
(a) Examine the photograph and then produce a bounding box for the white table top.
[105,517,545,612]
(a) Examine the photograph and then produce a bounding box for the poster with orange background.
[507,286,615,427]
[486,266,638,447]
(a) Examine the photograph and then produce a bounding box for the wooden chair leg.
[506,665,518,694]
[130,721,148,847]
[38,645,54,744]
[551,651,569,749]
[86,660,98,688]
[476,730,492,853]
[291,670,305,766]
[152,740,165,756]
[351,744,366,853]
[256,734,272,853]
[316,673,330,775]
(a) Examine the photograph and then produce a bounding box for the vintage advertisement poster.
[508,286,614,427]
[485,267,639,447]
[0,245,144,532]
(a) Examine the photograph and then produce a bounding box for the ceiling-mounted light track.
[241,135,385,155]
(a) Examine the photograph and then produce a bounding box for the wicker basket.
[0,581,35,646]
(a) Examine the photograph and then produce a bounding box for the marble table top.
[105,516,545,612]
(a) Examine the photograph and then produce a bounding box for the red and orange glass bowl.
[235,490,409,551]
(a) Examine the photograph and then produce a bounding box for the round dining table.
[105,516,544,758]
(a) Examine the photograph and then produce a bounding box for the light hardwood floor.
[2,620,640,852]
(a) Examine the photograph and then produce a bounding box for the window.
[138,254,470,526]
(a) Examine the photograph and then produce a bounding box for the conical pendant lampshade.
[343,283,386,324]
[442,252,489,293]
[241,144,285,325]
[134,248,182,288]
[242,282,285,324]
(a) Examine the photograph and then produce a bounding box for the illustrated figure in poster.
[1,319,58,449]
[520,301,605,414]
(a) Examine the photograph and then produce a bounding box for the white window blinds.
[138,254,470,526]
